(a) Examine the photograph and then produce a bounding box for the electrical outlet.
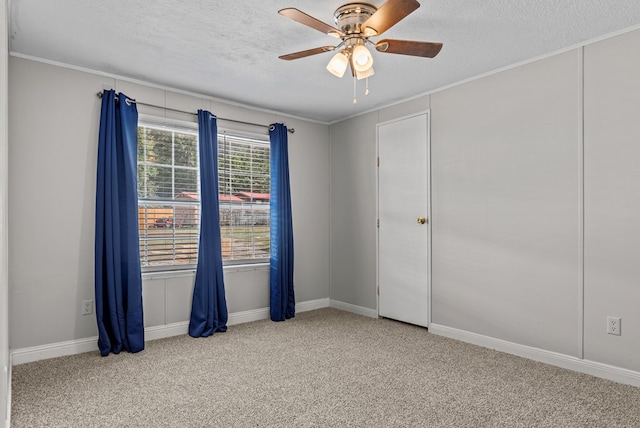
[82,299,93,316]
[607,316,621,336]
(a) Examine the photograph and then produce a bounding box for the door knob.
[417,217,427,225]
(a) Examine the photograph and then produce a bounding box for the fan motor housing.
[334,3,377,35]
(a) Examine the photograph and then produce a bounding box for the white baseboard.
[227,297,330,326]
[329,299,378,318]
[145,322,189,341]
[11,336,99,365]
[228,307,270,326]
[10,298,332,365]
[430,323,640,388]
[297,297,330,312]
[11,305,640,388]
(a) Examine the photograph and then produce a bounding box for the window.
[137,123,200,270]
[218,133,270,263]
[137,121,270,271]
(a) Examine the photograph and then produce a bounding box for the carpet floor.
[10,308,640,427]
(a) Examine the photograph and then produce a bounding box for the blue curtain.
[189,110,228,337]
[95,90,144,356]
[269,123,295,321]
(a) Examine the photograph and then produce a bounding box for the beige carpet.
[10,308,640,427]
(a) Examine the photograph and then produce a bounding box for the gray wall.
[8,57,330,350]
[431,49,582,357]
[1,0,9,424]
[329,30,640,372]
[583,29,640,370]
[329,112,378,309]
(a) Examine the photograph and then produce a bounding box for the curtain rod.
[96,92,294,134]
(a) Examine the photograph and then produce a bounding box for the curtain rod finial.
[269,124,295,134]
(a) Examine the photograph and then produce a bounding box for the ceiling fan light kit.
[352,44,374,72]
[327,51,349,78]
[356,66,375,81]
[278,0,442,103]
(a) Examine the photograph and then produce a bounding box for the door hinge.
[377,219,380,228]
[377,285,380,296]
[377,157,380,167]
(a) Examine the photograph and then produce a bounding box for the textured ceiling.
[8,0,640,123]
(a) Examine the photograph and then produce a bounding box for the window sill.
[142,262,270,280]
[224,262,270,273]
[142,269,196,280]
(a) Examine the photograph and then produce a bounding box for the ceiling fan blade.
[279,46,336,61]
[362,0,420,37]
[375,39,443,58]
[279,8,345,38]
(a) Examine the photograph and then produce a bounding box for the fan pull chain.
[353,75,357,104]
[365,77,370,96]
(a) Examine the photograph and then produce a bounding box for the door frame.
[375,110,432,327]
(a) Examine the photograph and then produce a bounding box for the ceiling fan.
[278,0,442,84]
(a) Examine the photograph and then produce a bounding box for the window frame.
[217,129,271,266]
[136,116,271,273]
[137,117,201,273]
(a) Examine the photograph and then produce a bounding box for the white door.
[378,113,430,327]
